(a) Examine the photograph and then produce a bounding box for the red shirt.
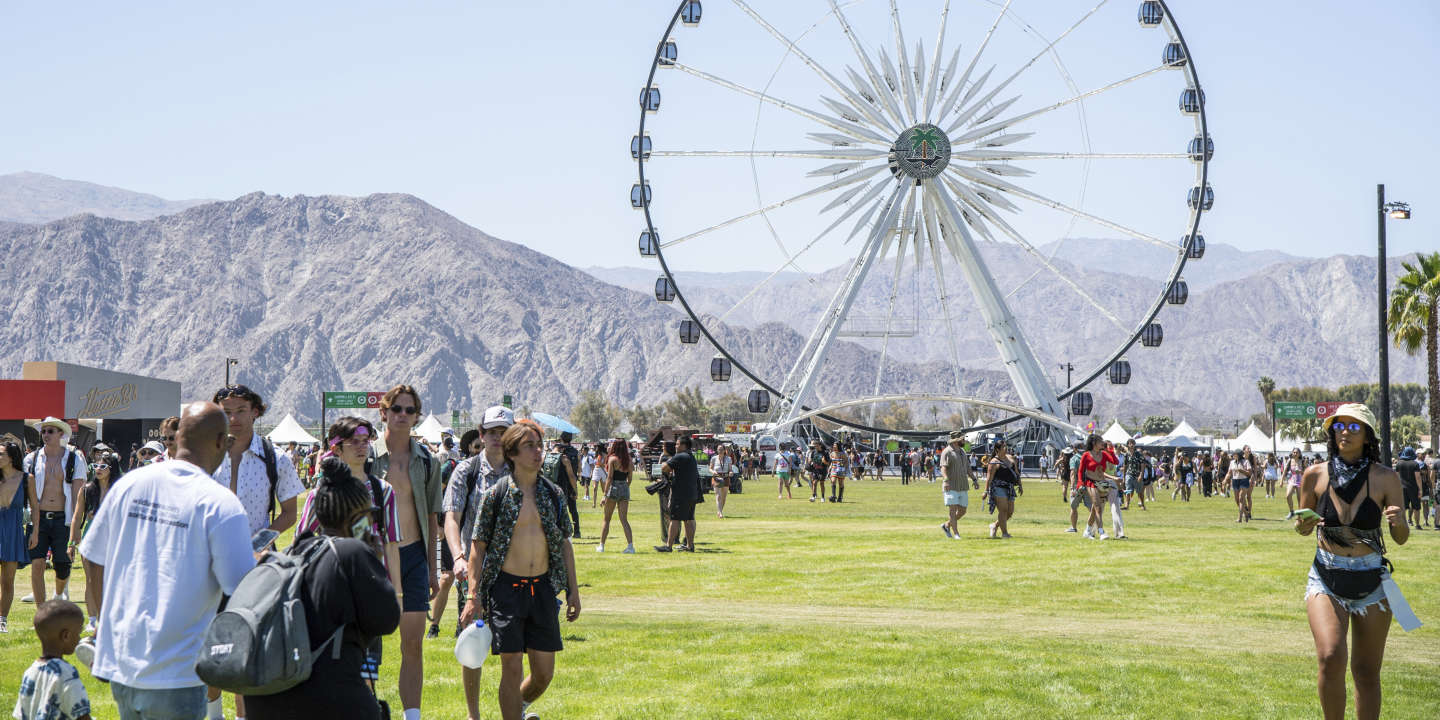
[1077,450,1112,487]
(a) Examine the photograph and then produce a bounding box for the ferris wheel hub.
[888,123,952,182]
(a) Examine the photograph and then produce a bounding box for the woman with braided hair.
[244,457,401,720]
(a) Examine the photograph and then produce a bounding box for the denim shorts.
[111,683,206,720]
[989,485,1015,501]
[1305,548,1389,616]
[943,490,968,507]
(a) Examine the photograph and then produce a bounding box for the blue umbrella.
[531,412,580,436]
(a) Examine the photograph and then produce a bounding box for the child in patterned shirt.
[13,598,90,720]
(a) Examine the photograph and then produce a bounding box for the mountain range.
[1,172,1425,431]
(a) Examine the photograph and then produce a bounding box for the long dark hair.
[1,442,22,473]
[608,439,632,473]
[1326,424,1381,465]
[1085,433,1103,453]
[311,457,372,531]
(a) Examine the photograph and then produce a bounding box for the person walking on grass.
[1,442,37,634]
[983,439,1021,539]
[461,421,580,720]
[80,402,255,720]
[828,443,850,503]
[1225,450,1253,522]
[1293,404,1410,720]
[1394,446,1423,530]
[1170,451,1192,502]
[596,439,635,554]
[22,418,87,607]
[775,449,792,499]
[1284,448,1305,514]
[1057,445,1073,503]
[939,432,969,539]
[444,407,512,720]
[710,445,735,517]
[1122,439,1147,510]
[1074,434,1111,540]
[657,437,700,552]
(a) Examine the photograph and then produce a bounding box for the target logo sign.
[1315,402,1348,419]
[366,392,384,408]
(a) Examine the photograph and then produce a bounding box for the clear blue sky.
[2,1,1433,272]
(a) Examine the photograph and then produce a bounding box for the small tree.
[625,404,664,436]
[569,390,619,442]
[663,385,708,428]
[1392,414,1428,450]
[1141,415,1175,436]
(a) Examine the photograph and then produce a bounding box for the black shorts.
[28,512,73,579]
[398,541,430,613]
[437,536,454,579]
[669,495,696,522]
[1402,486,1420,511]
[487,572,563,655]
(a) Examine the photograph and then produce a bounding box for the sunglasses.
[40,428,61,435]
[386,405,418,415]
[1331,421,1365,434]
[161,435,176,443]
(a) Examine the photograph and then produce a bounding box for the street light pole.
[1375,186,1413,465]
[1058,362,1074,422]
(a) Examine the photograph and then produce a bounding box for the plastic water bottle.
[454,620,492,669]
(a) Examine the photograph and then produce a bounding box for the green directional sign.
[324,391,384,409]
[1273,401,1315,420]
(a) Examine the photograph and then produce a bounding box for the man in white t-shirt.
[79,402,255,720]
[211,385,305,537]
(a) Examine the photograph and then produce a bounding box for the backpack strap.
[260,438,280,521]
[367,475,386,537]
[462,459,484,517]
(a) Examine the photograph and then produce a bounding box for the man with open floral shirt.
[462,420,579,720]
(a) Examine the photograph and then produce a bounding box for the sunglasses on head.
[1331,421,1365,434]
[386,405,418,415]
[214,384,257,400]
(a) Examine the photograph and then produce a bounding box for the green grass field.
[3,477,1437,718]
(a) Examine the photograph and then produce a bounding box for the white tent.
[412,413,451,444]
[628,434,643,444]
[1153,434,1211,449]
[1221,422,1272,453]
[267,413,319,445]
[1166,419,1204,441]
[1101,421,1132,445]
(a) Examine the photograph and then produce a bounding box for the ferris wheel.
[631,0,1210,440]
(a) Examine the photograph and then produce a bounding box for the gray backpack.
[195,537,345,695]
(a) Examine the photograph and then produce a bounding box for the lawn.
[3,477,1437,718]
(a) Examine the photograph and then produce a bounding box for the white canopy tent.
[1220,422,1273,453]
[1101,421,1132,445]
[267,414,319,445]
[629,434,643,444]
[412,413,452,444]
[1166,420,1204,441]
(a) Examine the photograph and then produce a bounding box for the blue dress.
[0,474,28,564]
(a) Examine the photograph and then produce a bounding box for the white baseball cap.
[140,441,165,455]
[481,405,515,429]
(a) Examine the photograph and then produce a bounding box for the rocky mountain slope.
[0,172,210,224]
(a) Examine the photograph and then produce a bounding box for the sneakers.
[809,496,816,502]
[86,617,97,634]
[1065,527,1078,533]
[940,524,953,538]
[0,616,7,633]
[819,497,827,503]
[678,544,694,552]
[426,624,439,639]
[622,544,635,554]
[56,590,68,601]
[1098,532,1110,540]
[74,637,95,669]
[653,545,673,553]
[582,495,590,501]
[20,594,34,603]
[596,544,605,553]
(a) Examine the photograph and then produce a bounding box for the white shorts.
[944,490,969,507]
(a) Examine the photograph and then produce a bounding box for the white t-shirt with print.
[12,657,89,720]
[211,434,305,535]
[78,459,255,689]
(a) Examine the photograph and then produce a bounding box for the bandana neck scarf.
[1329,455,1370,504]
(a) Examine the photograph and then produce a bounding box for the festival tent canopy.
[412,413,451,444]
[1221,422,1273,452]
[267,414,319,445]
[1165,419,1204,441]
[1152,434,1210,449]
[629,434,643,443]
[1101,421,1132,445]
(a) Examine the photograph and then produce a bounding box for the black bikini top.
[1316,463,1381,531]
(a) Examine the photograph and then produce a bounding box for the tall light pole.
[225,357,239,386]
[1058,362,1074,422]
[1377,184,1411,466]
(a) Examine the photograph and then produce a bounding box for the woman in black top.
[245,458,401,720]
[1294,405,1408,720]
[984,439,1022,539]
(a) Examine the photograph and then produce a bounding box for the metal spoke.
[661,164,886,249]
[890,1,917,123]
[936,0,1011,124]
[921,194,968,397]
[953,64,1169,143]
[938,175,1129,332]
[776,181,908,424]
[868,195,916,424]
[730,0,898,136]
[829,0,906,130]
[716,188,891,323]
[930,45,961,122]
[650,149,886,160]
[945,0,1110,135]
[951,150,1188,161]
[946,165,1176,249]
[668,59,891,146]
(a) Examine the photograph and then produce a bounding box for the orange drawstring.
[511,578,537,596]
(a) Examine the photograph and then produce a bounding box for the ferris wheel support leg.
[926,184,1062,421]
[774,181,908,432]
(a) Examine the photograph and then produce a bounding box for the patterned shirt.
[13,658,89,720]
[442,452,509,559]
[211,434,305,536]
[296,473,401,544]
[470,474,573,607]
[1123,452,1148,480]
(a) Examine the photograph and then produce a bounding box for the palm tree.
[910,127,942,159]
[1387,251,1440,452]
[1256,376,1275,433]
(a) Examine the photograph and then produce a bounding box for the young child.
[13,598,90,720]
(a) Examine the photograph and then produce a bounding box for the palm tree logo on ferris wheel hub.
[890,123,951,181]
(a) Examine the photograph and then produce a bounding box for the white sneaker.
[0,617,7,633]
[582,495,589,501]
[1065,527,1078,533]
[21,594,34,603]
[1099,532,1110,541]
[1082,529,1093,539]
[74,637,95,669]
[622,544,635,554]
[596,544,605,553]
[56,590,68,601]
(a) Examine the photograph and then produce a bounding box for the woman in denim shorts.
[1293,404,1411,720]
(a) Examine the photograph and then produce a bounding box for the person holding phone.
[1294,404,1409,720]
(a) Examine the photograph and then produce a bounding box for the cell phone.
[251,528,280,553]
[1286,509,1323,522]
